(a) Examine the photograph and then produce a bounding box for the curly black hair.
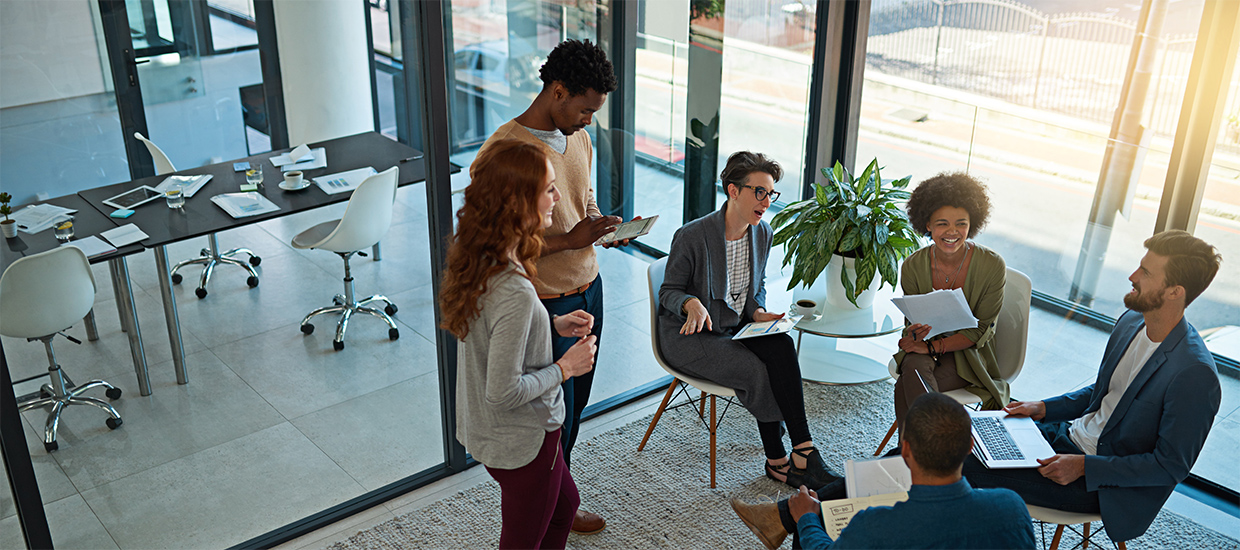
[906,172,992,238]
[539,39,618,96]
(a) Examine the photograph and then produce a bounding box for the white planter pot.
[825,254,880,310]
[1,221,15,239]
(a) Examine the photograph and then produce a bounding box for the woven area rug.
[329,382,1238,549]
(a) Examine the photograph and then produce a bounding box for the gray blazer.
[657,206,783,421]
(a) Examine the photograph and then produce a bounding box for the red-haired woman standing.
[441,139,597,549]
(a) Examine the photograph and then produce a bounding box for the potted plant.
[771,159,921,308]
[0,193,15,238]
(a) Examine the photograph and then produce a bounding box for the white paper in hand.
[890,288,978,339]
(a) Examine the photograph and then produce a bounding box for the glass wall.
[859,0,1237,493]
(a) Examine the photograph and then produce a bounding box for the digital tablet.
[102,186,163,210]
[596,215,658,244]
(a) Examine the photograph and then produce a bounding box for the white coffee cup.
[284,170,304,187]
[789,299,821,321]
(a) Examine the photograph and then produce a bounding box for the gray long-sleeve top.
[455,266,565,469]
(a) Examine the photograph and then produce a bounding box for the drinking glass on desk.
[165,183,185,209]
[54,216,74,242]
[245,165,264,188]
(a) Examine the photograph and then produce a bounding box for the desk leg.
[371,242,381,261]
[84,310,99,341]
[110,258,151,396]
[154,245,188,385]
[110,267,128,333]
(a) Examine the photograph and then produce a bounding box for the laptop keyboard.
[973,416,1025,461]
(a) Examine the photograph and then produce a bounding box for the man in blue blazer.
[964,230,1223,543]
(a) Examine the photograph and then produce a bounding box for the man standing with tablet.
[469,38,637,535]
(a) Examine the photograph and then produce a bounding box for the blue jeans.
[540,274,603,468]
[963,420,1101,514]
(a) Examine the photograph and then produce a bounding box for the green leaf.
[875,223,890,245]
[838,227,860,253]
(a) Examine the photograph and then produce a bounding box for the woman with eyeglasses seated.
[892,172,1007,443]
[657,151,843,493]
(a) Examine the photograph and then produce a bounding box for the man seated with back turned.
[964,230,1223,544]
[732,392,1036,549]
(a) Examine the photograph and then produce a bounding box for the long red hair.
[440,140,550,339]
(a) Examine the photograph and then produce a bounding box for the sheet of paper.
[731,315,802,340]
[210,192,280,218]
[890,288,979,339]
[62,235,116,259]
[269,144,314,166]
[845,456,912,498]
[153,174,213,198]
[313,166,377,195]
[820,492,910,540]
[271,147,327,171]
[100,224,150,247]
[11,203,76,234]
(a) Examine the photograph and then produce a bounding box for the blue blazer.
[1043,310,1220,541]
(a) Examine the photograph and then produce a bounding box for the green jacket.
[894,243,1008,409]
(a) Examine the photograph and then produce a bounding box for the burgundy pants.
[485,428,580,549]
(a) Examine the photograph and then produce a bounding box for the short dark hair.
[904,393,973,476]
[539,39,617,96]
[720,151,782,196]
[906,172,992,238]
[1143,230,1221,306]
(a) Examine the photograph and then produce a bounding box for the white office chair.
[0,247,123,452]
[1027,505,1126,550]
[637,257,739,488]
[874,267,1033,455]
[292,167,400,350]
[135,132,261,299]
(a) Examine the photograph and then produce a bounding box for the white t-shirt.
[1069,327,1160,455]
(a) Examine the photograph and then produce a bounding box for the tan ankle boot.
[730,497,787,550]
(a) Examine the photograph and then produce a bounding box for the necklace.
[933,242,970,286]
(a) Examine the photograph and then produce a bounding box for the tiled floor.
[3,180,1238,548]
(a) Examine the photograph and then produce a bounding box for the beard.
[1124,287,1164,312]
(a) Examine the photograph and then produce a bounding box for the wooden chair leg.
[875,420,897,456]
[638,380,678,451]
[1117,541,1127,550]
[1082,522,1090,550]
[709,394,717,489]
[698,390,707,418]
[1048,524,1065,550]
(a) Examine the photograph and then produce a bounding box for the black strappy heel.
[785,446,844,496]
[764,460,790,483]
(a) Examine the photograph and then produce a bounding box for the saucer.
[279,180,312,191]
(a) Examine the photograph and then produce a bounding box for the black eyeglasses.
[742,185,780,202]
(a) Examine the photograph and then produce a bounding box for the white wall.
[0,0,107,109]
[272,0,373,144]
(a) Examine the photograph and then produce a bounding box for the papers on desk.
[11,203,76,234]
[313,167,377,195]
[731,315,802,340]
[270,145,327,172]
[153,174,212,198]
[100,224,149,247]
[62,235,116,259]
[210,192,280,218]
[816,457,912,540]
[890,288,979,339]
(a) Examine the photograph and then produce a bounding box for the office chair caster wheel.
[247,276,259,288]
[171,273,183,284]
[333,340,344,351]
[389,328,399,340]
[44,440,58,453]
[385,304,398,315]
[106,387,122,400]
[106,417,122,430]
[300,324,314,335]
[249,256,262,266]
[195,287,208,299]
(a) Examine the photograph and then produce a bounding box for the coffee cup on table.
[284,170,304,187]
[790,299,821,321]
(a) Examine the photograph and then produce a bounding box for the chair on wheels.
[135,132,261,299]
[0,247,123,452]
[1027,505,1126,550]
[637,257,738,488]
[292,166,400,351]
[874,267,1033,455]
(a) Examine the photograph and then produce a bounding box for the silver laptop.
[969,410,1057,468]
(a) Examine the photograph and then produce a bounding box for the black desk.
[1,194,152,395]
[77,132,442,385]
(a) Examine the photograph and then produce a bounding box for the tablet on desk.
[102,186,162,210]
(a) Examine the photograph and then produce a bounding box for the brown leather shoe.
[730,497,787,550]
[571,509,606,535]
